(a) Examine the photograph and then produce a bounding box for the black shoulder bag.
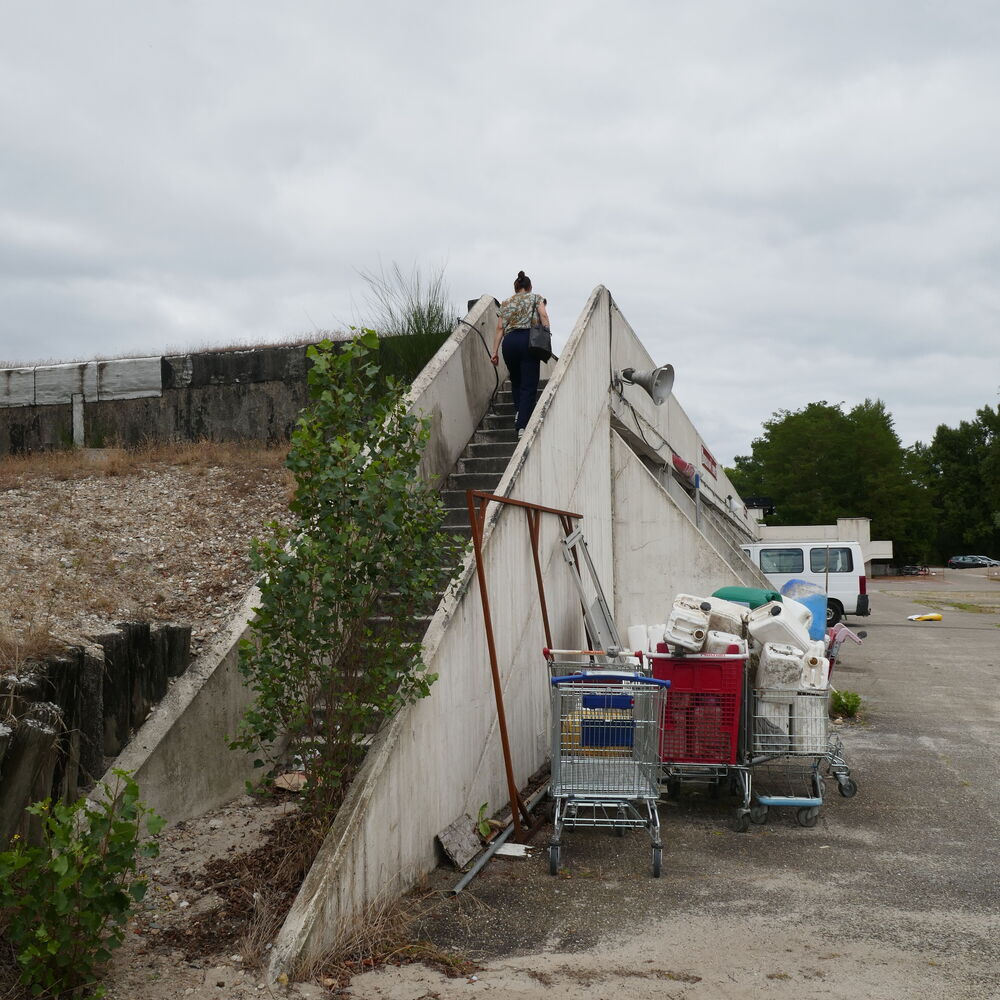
[527,296,553,363]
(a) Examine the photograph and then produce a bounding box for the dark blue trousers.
[502,328,541,431]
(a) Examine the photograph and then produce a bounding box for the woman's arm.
[537,299,551,329]
[491,315,503,365]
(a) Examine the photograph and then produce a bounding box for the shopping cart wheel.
[837,778,858,798]
[652,846,662,878]
[548,844,561,876]
[796,807,820,828]
[732,811,750,833]
[749,805,768,824]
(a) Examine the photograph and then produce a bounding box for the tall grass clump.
[359,262,455,383]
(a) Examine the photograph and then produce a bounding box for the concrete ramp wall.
[269,286,619,977]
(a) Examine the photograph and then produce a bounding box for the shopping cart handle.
[550,672,670,688]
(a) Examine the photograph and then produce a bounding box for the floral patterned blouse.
[499,292,543,334]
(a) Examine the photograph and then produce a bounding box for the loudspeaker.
[620,364,674,406]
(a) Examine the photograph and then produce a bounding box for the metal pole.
[467,491,528,839]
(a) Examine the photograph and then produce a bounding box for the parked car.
[947,555,997,569]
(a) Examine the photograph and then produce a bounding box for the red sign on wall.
[701,445,718,479]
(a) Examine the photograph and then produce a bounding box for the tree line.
[726,400,1000,565]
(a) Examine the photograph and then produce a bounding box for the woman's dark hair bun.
[514,270,532,291]
[517,271,525,278]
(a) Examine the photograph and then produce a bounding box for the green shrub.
[0,770,163,998]
[234,332,461,821]
[831,690,862,718]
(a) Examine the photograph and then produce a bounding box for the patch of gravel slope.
[0,444,294,666]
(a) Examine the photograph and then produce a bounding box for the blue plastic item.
[779,579,827,641]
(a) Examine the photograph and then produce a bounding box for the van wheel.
[826,601,843,627]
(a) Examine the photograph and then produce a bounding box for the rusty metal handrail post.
[466,490,583,841]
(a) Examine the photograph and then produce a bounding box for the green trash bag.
[711,586,782,609]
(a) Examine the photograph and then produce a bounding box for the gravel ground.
[0,443,293,666]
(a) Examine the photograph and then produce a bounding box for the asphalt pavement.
[406,570,1000,998]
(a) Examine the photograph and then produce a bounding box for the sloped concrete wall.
[269,287,616,978]
[611,433,754,629]
[606,300,757,539]
[408,296,504,489]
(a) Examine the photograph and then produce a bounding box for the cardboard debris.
[494,843,534,858]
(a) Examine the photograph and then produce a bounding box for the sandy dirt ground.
[97,571,999,1000]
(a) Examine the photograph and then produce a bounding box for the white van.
[740,541,870,626]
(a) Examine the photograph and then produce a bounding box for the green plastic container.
[711,586,782,610]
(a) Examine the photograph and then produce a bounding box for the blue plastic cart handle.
[550,672,670,688]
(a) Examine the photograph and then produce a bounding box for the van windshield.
[810,547,854,573]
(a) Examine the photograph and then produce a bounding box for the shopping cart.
[748,688,838,827]
[647,651,753,829]
[548,671,670,877]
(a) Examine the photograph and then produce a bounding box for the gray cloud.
[2,1,999,461]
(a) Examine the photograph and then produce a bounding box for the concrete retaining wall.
[0,622,190,845]
[0,345,316,454]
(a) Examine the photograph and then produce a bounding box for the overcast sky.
[2,1,999,464]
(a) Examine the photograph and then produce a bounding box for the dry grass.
[302,886,479,988]
[0,439,289,488]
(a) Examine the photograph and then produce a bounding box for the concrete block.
[0,368,35,407]
[95,357,161,400]
[34,363,93,405]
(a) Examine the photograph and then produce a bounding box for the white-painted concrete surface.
[0,356,162,407]
[407,295,505,489]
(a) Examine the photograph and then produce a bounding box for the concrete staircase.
[367,381,537,648]
[438,380,542,542]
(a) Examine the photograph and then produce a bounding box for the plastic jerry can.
[704,630,747,656]
[747,601,811,653]
[627,624,649,652]
[754,696,792,753]
[756,642,805,688]
[663,605,709,652]
[791,693,828,753]
[674,594,748,637]
[799,651,830,690]
[647,623,667,651]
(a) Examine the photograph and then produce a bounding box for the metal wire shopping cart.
[548,671,670,877]
[748,688,849,827]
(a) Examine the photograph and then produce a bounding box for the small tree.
[234,332,460,820]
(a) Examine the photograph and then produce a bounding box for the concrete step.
[455,455,510,476]
[466,441,518,460]
[481,413,518,432]
[473,428,519,445]
[444,471,504,493]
